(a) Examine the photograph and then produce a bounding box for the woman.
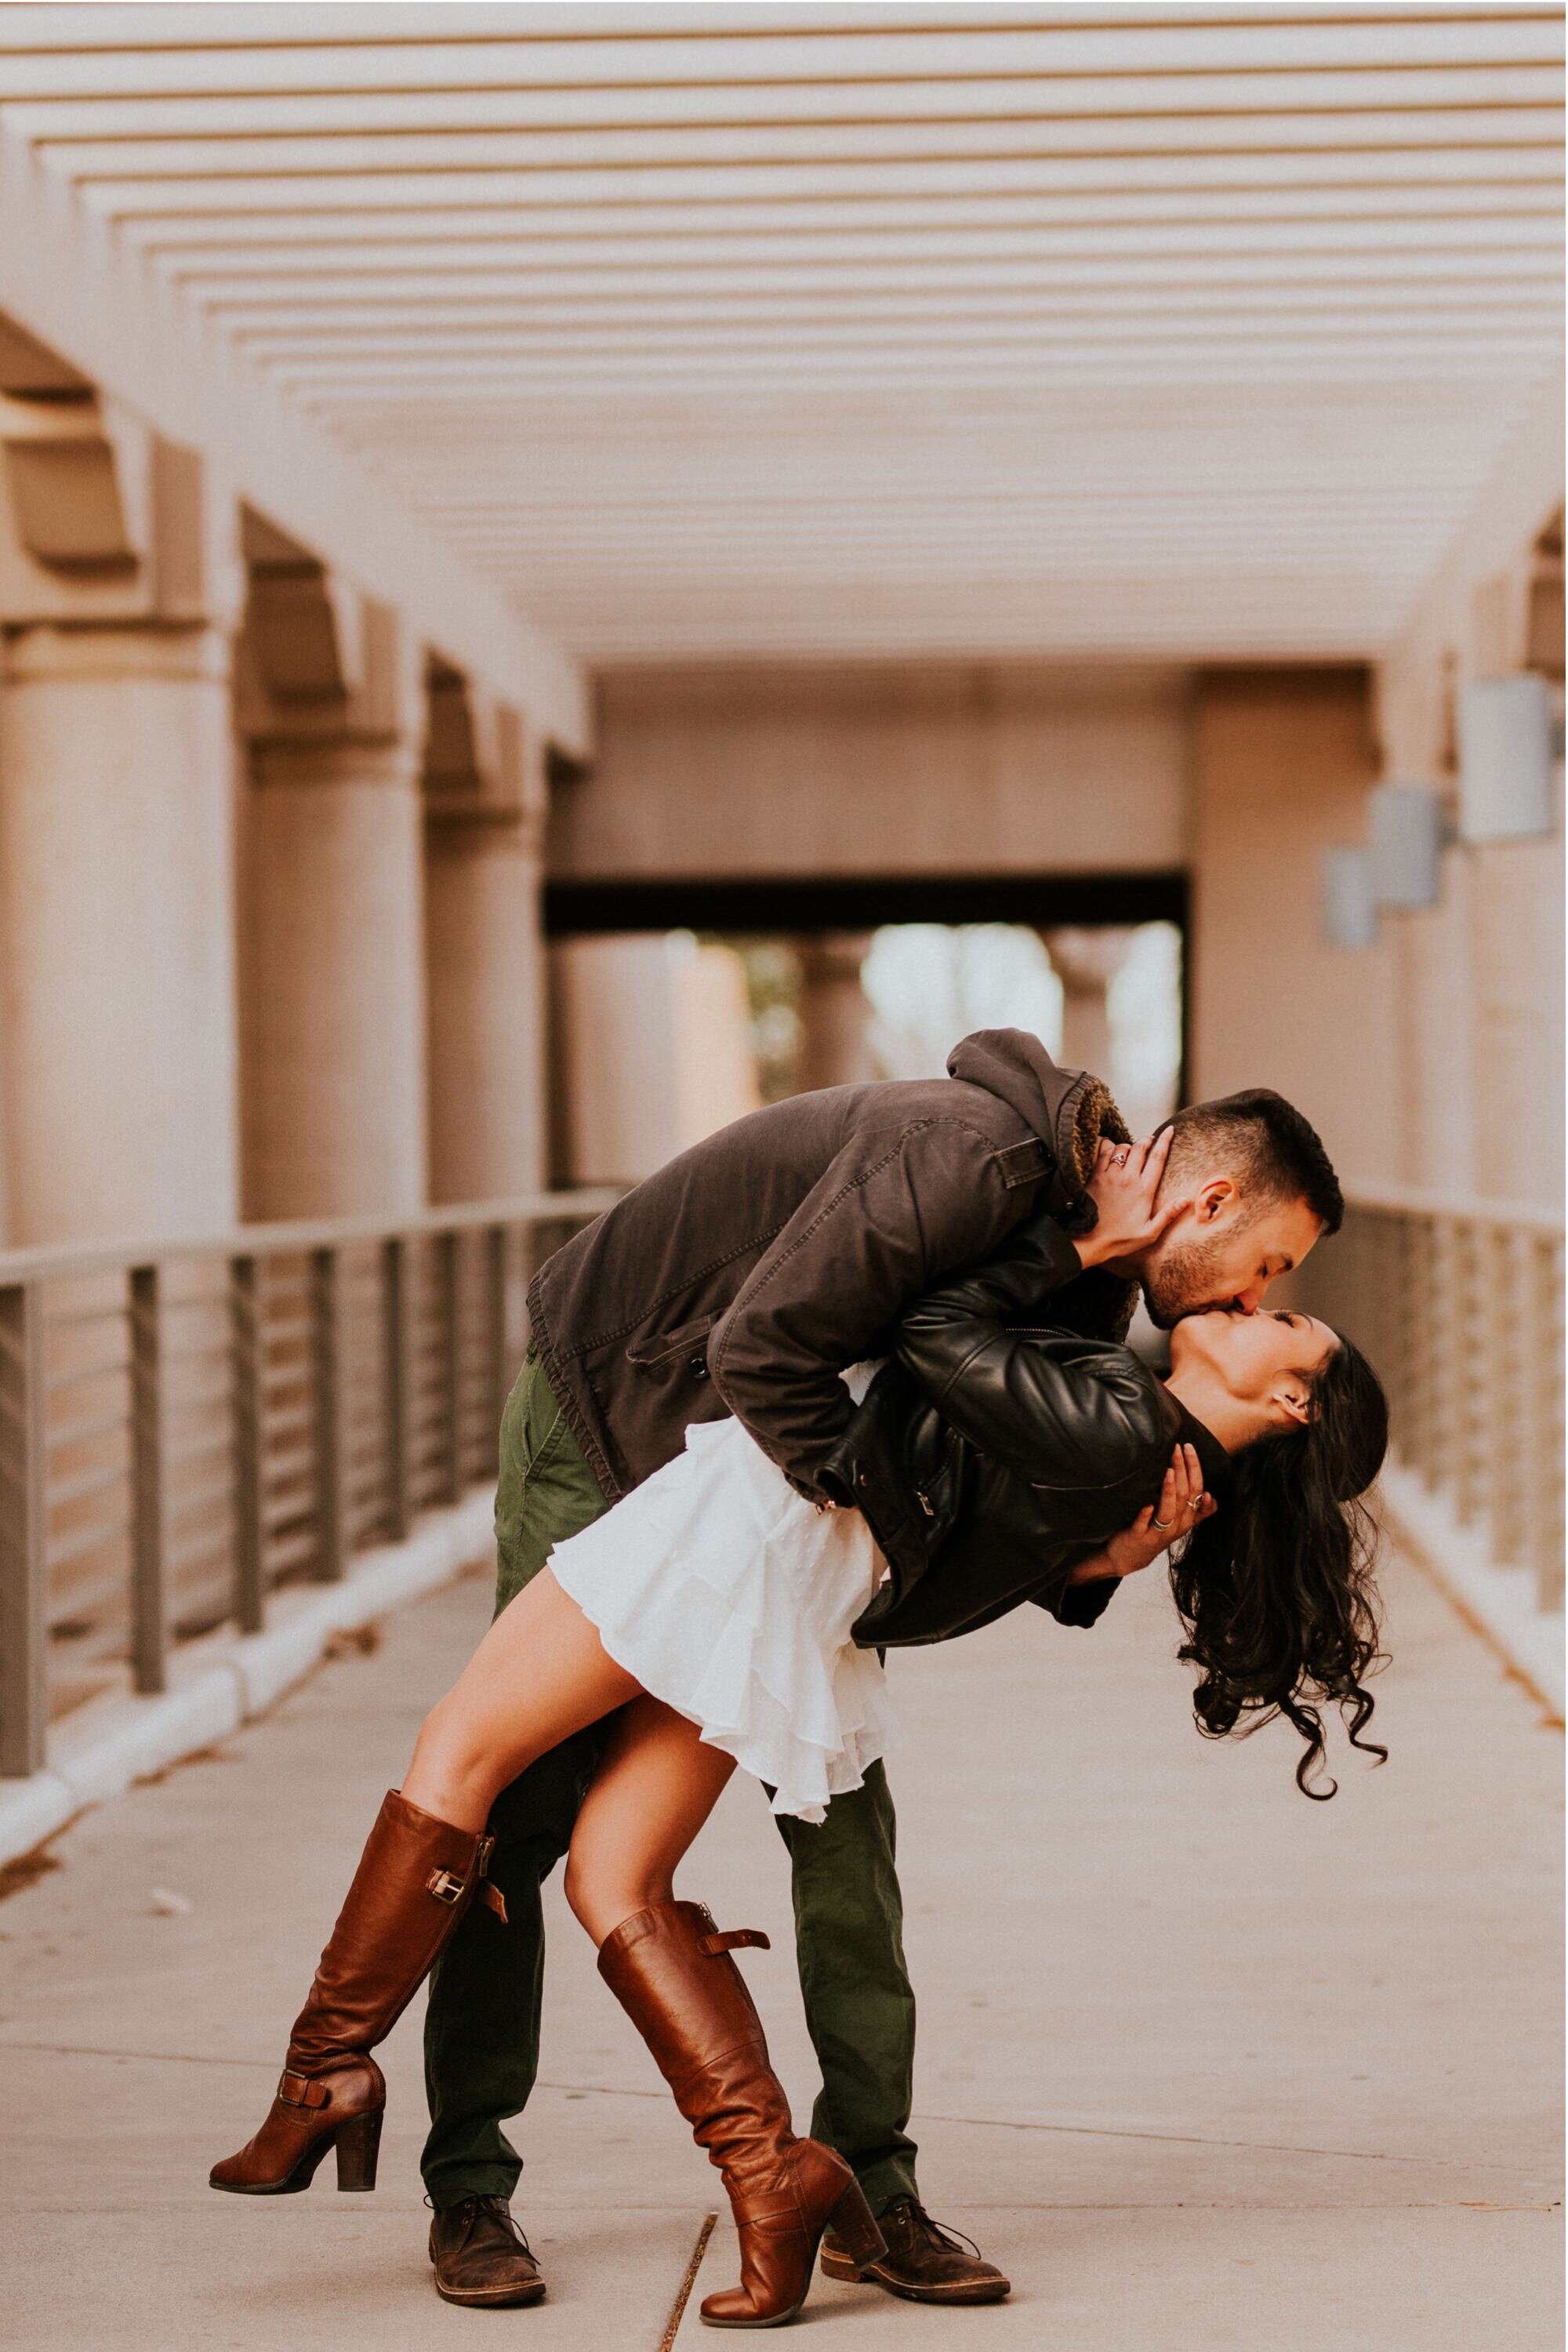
[211,1137,1388,2331]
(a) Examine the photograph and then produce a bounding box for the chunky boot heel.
[823,2182,884,2273]
[335,2109,382,2192]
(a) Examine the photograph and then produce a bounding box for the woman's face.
[1170,1304,1338,1428]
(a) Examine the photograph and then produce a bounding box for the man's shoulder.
[842,1073,1041,1152]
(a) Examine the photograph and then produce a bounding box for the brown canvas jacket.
[526,1029,1136,1504]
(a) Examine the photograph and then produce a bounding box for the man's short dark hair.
[1165,1090,1344,1235]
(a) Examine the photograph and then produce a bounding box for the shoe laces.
[896,2198,982,2261]
[428,2192,535,2255]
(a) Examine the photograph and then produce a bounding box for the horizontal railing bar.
[165,1476,234,1525]
[43,1301,128,1331]
[47,1518,131,1574]
[165,1428,233,1469]
[49,1620,128,1668]
[1343,1183,1561,1236]
[49,1461,129,1511]
[262,1458,315,1504]
[166,1528,234,1578]
[44,1359,129,1396]
[262,1403,312,1442]
[45,1406,129,1452]
[263,1527,321,1577]
[0,1190,619,1287]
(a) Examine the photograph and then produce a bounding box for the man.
[420,1030,1341,2309]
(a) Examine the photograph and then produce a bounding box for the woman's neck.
[1162,1363,1256,1457]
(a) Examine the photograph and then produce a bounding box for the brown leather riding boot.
[597,1899,885,2328]
[210,1790,503,2197]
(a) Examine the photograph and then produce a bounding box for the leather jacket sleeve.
[709,1116,1049,1498]
[892,1208,1173,1490]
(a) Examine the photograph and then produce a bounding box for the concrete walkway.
[1,1546,1559,2351]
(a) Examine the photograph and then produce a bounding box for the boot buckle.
[277,2070,329,2110]
[427,1869,467,1904]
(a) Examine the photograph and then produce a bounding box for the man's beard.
[1141,1232,1239,1329]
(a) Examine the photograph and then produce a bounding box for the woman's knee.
[563,1840,666,1945]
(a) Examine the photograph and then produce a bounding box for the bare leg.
[563,1696,736,1945]
[402,1568,642,1831]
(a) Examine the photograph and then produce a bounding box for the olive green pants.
[420,1350,920,2217]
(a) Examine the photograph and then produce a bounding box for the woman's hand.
[1073,1129,1190,1272]
[1068,1444,1217,1584]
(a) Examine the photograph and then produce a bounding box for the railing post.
[230,1254,265,1634]
[310,1246,349,1582]
[437,1228,463,1505]
[0,1283,49,1777]
[485,1223,509,1476]
[382,1235,412,1540]
[129,1264,167,1696]
[1527,1230,1565,1615]
[1483,1226,1524,1569]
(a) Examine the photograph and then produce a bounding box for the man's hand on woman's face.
[1078,1444,1217,1584]
[1073,1130,1192,1273]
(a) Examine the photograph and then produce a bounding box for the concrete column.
[419,670,550,1202]
[0,362,242,1245]
[426,816,548,1202]
[1189,670,1399,1185]
[1042,926,1135,1080]
[238,521,427,1219]
[244,735,427,1219]
[797,932,876,1092]
[0,625,241,1243]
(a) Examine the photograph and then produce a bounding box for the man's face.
[1139,1190,1324,1328]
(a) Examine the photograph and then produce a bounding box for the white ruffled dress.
[546,1367,899,1824]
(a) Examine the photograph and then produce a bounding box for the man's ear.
[1195,1177,1236,1225]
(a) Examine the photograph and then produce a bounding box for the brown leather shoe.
[430,2196,546,2308]
[822,2197,1011,2304]
[597,1899,885,2328]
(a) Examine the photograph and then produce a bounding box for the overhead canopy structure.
[0,2,1562,662]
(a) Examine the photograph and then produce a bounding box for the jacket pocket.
[625,1312,717,1381]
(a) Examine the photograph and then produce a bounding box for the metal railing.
[0,1190,616,1777]
[1295,1187,1565,1615]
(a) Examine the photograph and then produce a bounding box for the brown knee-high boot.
[210,1790,504,2196]
[597,1900,885,2328]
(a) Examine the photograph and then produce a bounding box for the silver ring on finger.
[1150,1515,1171,1530]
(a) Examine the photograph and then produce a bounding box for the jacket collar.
[1165,1396,1235,1504]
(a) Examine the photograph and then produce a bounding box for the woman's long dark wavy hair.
[1171,1334,1390,1799]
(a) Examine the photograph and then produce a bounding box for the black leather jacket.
[818,1211,1231,1650]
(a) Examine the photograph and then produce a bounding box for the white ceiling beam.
[0,10,1559,97]
[15,60,1562,146]
[48,105,1566,187]
[0,123,587,747]
[87,144,1563,223]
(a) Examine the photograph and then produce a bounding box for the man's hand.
[1073,1130,1190,1272]
[1067,1443,1218,1584]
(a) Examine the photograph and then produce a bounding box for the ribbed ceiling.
[2,4,1562,662]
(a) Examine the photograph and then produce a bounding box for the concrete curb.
[0,1486,495,1871]
[1380,1461,1565,1717]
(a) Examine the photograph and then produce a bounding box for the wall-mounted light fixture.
[1370,781,1444,909]
[1457,675,1558,843]
[1321,846,1378,949]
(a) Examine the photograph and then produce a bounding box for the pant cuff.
[423,2161,523,2212]
[855,2157,920,2216]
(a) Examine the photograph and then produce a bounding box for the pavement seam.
[659,2212,717,2350]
